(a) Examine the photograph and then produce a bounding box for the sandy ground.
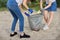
[0,8,60,40]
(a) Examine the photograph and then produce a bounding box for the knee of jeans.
[14,17,18,20]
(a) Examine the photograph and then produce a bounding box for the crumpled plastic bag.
[28,13,43,31]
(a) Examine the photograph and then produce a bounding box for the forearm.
[40,0,43,9]
[23,0,29,9]
[44,1,52,9]
[44,4,51,9]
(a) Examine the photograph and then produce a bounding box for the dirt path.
[0,8,60,40]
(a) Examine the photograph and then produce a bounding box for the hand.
[40,8,45,13]
[24,12,30,17]
[40,8,45,12]
[28,8,33,13]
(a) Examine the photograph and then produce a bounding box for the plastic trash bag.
[28,13,43,31]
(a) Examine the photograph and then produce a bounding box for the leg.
[47,11,54,26]
[9,5,24,32]
[43,10,49,30]
[44,10,49,23]
[8,9,18,32]
[11,5,30,38]
[13,7,24,32]
[8,8,18,37]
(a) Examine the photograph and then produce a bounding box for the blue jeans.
[7,3,24,32]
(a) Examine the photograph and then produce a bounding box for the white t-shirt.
[46,0,56,4]
[16,0,23,6]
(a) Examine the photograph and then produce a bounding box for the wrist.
[28,8,33,13]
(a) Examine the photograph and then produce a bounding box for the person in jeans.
[40,0,57,30]
[7,0,33,38]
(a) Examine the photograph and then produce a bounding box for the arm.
[23,0,33,13]
[23,0,29,9]
[44,0,52,9]
[40,0,43,9]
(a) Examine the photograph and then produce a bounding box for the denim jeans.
[7,2,24,32]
